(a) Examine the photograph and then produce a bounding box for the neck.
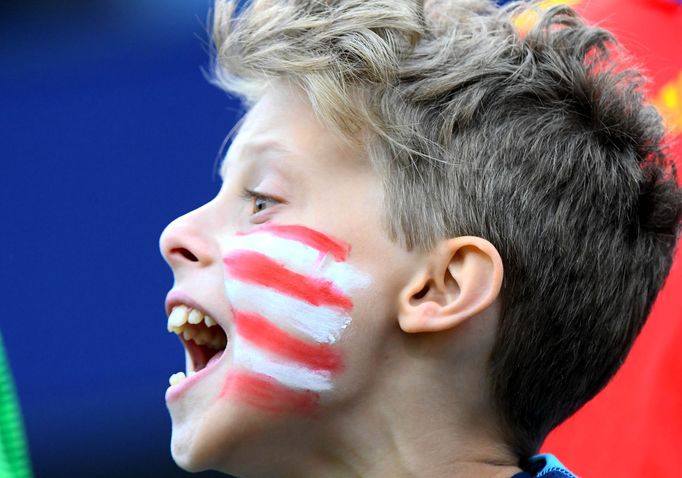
[293,335,521,477]
[327,426,522,478]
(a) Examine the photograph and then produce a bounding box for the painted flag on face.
[220,224,370,414]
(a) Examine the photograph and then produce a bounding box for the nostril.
[172,247,199,262]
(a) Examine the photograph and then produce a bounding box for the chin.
[168,399,273,476]
[169,418,211,473]
[168,403,233,473]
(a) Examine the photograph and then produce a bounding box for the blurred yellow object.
[514,0,583,35]
[652,71,682,134]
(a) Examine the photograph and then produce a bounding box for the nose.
[159,205,220,271]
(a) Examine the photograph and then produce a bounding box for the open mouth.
[167,304,229,385]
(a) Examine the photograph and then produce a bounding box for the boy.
[159,0,682,476]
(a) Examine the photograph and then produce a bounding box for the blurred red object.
[541,1,682,477]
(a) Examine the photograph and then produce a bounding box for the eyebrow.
[219,139,294,181]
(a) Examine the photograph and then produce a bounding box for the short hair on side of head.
[210,0,682,459]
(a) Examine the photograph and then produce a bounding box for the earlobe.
[398,237,503,334]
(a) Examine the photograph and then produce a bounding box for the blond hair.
[211,0,682,457]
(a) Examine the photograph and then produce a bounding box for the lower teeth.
[169,370,198,387]
[169,372,186,386]
[170,350,226,388]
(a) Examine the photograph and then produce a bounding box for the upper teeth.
[167,305,225,349]
[188,309,203,324]
[167,305,217,330]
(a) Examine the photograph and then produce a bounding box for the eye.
[253,195,274,213]
[241,189,281,216]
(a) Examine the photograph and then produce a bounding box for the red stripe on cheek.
[237,224,350,261]
[234,311,344,373]
[223,251,353,310]
[220,370,319,414]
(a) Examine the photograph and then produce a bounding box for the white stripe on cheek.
[225,233,371,294]
[233,338,334,392]
[225,281,352,343]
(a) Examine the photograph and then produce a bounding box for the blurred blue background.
[1,0,238,476]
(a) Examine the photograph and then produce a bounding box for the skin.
[159,83,522,478]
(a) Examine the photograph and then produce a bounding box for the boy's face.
[159,85,424,472]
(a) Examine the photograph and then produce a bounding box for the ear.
[398,236,503,334]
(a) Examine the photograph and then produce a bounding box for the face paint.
[221,224,370,413]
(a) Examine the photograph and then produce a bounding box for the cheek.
[219,224,371,414]
[332,255,409,366]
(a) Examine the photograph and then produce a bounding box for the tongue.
[206,350,224,369]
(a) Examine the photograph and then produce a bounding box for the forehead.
[219,137,293,181]
[220,86,366,179]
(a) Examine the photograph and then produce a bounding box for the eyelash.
[241,188,280,215]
